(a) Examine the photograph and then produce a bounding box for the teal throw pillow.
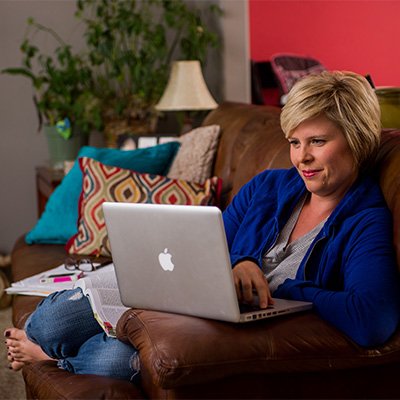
[25,142,180,245]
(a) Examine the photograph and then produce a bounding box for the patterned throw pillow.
[271,54,326,95]
[66,157,222,256]
[167,125,220,183]
[274,64,326,94]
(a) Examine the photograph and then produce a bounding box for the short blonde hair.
[280,71,381,171]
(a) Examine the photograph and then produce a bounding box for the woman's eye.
[311,139,325,145]
[288,140,299,147]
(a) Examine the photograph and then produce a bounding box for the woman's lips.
[302,169,321,178]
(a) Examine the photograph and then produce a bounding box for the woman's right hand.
[232,260,273,309]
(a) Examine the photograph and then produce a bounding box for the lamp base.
[181,113,194,134]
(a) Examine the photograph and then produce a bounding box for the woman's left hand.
[232,260,273,309]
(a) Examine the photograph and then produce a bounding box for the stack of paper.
[6,263,114,297]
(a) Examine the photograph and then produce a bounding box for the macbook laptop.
[103,202,312,323]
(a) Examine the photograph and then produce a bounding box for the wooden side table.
[36,166,64,217]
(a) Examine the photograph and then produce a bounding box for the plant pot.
[43,125,88,169]
[375,88,400,129]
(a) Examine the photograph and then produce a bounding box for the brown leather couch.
[10,102,400,399]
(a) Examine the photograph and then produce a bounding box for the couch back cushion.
[377,129,400,267]
[203,102,291,209]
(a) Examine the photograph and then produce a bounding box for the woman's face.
[289,115,358,201]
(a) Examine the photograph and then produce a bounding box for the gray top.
[262,195,326,293]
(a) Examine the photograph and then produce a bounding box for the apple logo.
[158,248,175,271]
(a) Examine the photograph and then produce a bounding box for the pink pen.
[40,271,84,284]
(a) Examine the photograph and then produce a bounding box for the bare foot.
[4,327,54,371]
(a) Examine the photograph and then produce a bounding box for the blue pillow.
[26,142,180,244]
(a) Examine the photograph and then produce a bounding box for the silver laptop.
[103,202,312,323]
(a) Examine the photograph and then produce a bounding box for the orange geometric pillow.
[66,157,222,257]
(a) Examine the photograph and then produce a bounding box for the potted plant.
[2,18,102,168]
[75,0,221,146]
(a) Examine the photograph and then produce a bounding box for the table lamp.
[155,60,218,133]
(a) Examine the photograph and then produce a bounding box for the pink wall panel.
[249,0,400,87]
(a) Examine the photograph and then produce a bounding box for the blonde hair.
[280,71,381,171]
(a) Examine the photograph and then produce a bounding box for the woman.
[5,71,400,379]
[228,71,400,346]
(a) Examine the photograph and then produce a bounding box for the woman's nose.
[298,145,313,163]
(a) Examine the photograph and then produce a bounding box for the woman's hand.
[233,260,273,309]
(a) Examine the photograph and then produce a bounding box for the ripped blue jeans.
[24,288,139,381]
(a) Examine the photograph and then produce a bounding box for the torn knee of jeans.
[130,352,141,373]
[68,291,83,301]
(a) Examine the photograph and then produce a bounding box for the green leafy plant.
[2,18,101,136]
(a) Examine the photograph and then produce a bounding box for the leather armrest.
[117,309,400,389]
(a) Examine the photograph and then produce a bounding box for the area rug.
[0,306,26,399]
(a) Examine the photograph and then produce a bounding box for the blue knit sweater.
[223,168,400,347]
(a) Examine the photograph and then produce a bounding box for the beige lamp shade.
[155,60,218,111]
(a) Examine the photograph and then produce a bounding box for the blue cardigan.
[223,168,400,347]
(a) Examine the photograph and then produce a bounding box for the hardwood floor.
[0,306,26,399]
